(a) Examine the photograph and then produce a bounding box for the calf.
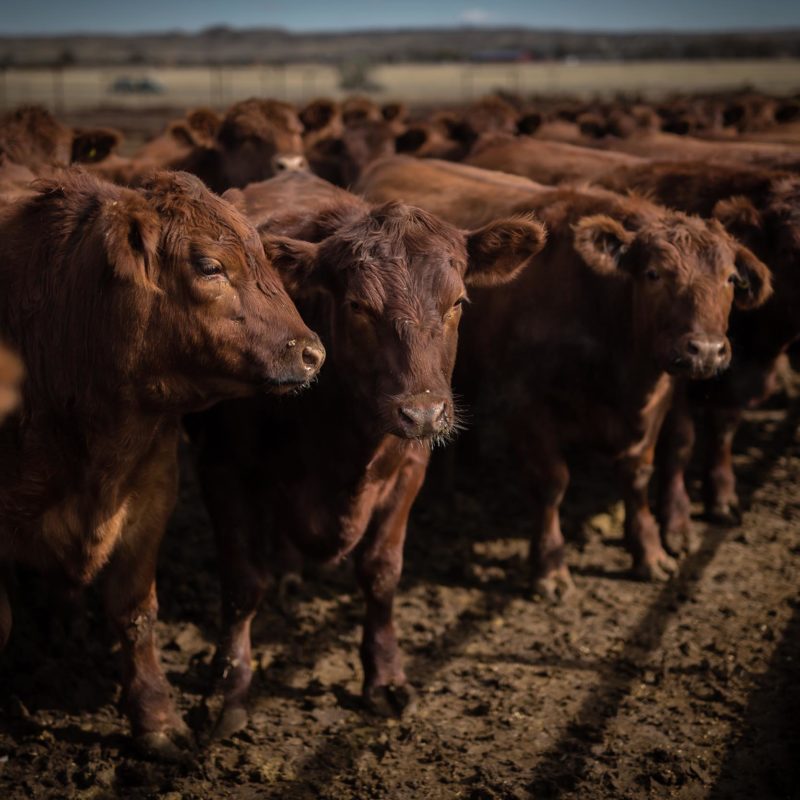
[595,161,798,536]
[358,157,771,597]
[0,170,324,756]
[192,171,545,735]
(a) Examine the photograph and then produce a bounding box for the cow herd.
[0,88,797,760]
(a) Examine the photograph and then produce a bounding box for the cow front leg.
[619,449,677,581]
[656,382,699,554]
[195,445,271,740]
[356,459,426,717]
[704,407,743,525]
[103,441,190,759]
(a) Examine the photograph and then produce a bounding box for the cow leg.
[520,418,573,601]
[103,439,190,759]
[356,459,426,718]
[195,450,271,740]
[619,449,678,581]
[704,407,743,525]
[656,383,699,555]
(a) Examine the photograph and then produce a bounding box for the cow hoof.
[632,551,678,582]
[212,704,249,740]
[364,682,417,718]
[707,503,742,527]
[531,568,575,603]
[663,525,700,556]
[135,727,195,763]
[277,571,303,615]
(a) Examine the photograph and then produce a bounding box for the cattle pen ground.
[0,103,799,800]
[0,377,798,800]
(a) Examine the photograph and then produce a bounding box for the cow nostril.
[717,343,727,357]
[686,341,700,356]
[301,345,324,371]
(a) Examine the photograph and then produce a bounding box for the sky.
[2,0,800,35]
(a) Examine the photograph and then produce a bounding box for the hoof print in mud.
[364,682,417,718]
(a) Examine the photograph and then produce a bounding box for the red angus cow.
[358,157,771,597]
[595,161,799,536]
[0,169,324,756]
[192,171,546,735]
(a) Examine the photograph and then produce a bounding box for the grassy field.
[2,58,799,113]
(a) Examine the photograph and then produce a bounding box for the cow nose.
[272,154,309,173]
[286,335,325,379]
[397,395,448,437]
[677,335,731,378]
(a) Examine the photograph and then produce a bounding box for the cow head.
[573,211,771,379]
[214,99,308,190]
[101,171,324,408]
[263,203,545,442]
[712,177,800,333]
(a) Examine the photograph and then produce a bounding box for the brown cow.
[0,169,324,757]
[0,106,124,173]
[466,133,646,184]
[594,161,800,538]
[96,99,308,192]
[357,157,771,597]
[191,171,545,735]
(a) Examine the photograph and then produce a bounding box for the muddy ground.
[0,381,799,800]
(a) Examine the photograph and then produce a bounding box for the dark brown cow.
[0,169,324,756]
[0,106,124,174]
[466,133,646,184]
[594,161,800,537]
[96,99,307,192]
[357,157,771,596]
[192,171,545,735]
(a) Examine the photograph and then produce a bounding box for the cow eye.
[728,273,742,287]
[348,300,365,314]
[645,268,661,282]
[195,258,224,279]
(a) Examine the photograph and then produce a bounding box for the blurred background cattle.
[1,2,799,799]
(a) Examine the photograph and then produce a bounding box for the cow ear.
[732,243,772,310]
[572,215,635,275]
[101,194,160,291]
[71,128,122,163]
[168,122,198,149]
[186,108,221,145]
[712,196,762,240]
[464,215,547,288]
[261,234,323,296]
[300,100,338,132]
[395,127,429,154]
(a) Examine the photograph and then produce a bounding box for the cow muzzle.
[395,393,450,438]
[268,333,325,392]
[272,154,309,173]
[668,334,731,379]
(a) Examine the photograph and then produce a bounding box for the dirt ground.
[0,376,799,800]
